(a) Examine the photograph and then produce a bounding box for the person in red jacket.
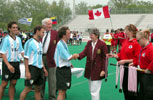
[120,28,126,45]
[107,24,141,100]
[111,29,118,54]
[73,28,107,100]
[116,29,121,49]
[150,33,153,42]
[135,30,153,100]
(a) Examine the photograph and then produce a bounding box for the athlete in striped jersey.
[24,38,43,69]
[0,21,24,100]
[54,27,77,100]
[20,26,48,100]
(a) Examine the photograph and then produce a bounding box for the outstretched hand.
[69,54,79,60]
[106,54,114,58]
[72,54,79,59]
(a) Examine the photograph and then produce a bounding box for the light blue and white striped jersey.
[54,40,72,67]
[0,35,24,62]
[24,38,43,69]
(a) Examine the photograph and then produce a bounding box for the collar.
[142,42,152,50]
[45,30,50,33]
[9,34,16,40]
[128,38,137,42]
[61,39,67,44]
[33,37,40,43]
[91,39,98,46]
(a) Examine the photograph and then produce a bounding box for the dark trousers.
[107,45,111,53]
[138,73,153,100]
[122,64,138,100]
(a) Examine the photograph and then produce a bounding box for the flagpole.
[107,5,113,29]
[110,17,113,29]
[72,0,75,18]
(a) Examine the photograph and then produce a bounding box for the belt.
[57,66,71,68]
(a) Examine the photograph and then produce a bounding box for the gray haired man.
[41,18,58,100]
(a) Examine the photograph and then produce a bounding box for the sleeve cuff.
[68,55,72,61]
[133,60,138,66]
[20,51,24,53]
[24,56,29,59]
[78,54,82,60]
[0,51,6,54]
[117,53,120,60]
[147,67,153,72]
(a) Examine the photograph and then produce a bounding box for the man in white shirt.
[41,18,58,100]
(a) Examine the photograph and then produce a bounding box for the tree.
[0,0,72,31]
[75,1,88,14]
[108,0,136,8]
[49,0,72,26]
[108,0,153,14]
[126,1,153,13]
[0,0,18,29]
[90,4,103,9]
[15,0,50,29]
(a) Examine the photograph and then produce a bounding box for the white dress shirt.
[42,31,51,54]
[91,40,98,58]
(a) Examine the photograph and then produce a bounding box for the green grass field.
[0,42,124,100]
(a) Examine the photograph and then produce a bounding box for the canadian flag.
[88,6,110,20]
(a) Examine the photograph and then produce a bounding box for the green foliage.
[75,2,88,14]
[108,0,135,8]
[0,0,72,31]
[75,2,105,14]
[75,0,153,15]
[90,4,104,9]
[108,0,153,14]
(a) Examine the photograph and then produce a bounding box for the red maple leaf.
[95,10,101,16]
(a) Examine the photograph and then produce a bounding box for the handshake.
[70,54,79,60]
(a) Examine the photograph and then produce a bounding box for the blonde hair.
[137,30,150,39]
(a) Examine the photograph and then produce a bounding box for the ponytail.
[143,30,150,39]
[137,30,150,40]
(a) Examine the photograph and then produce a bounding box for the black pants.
[56,67,71,90]
[107,45,111,53]
[2,62,20,81]
[122,63,138,100]
[138,73,153,100]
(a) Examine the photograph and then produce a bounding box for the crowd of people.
[0,29,83,48]
[102,28,153,54]
[0,19,153,100]
[102,28,127,54]
[68,31,83,45]
[0,28,33,47]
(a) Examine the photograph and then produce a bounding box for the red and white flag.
[88,6,110,20]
